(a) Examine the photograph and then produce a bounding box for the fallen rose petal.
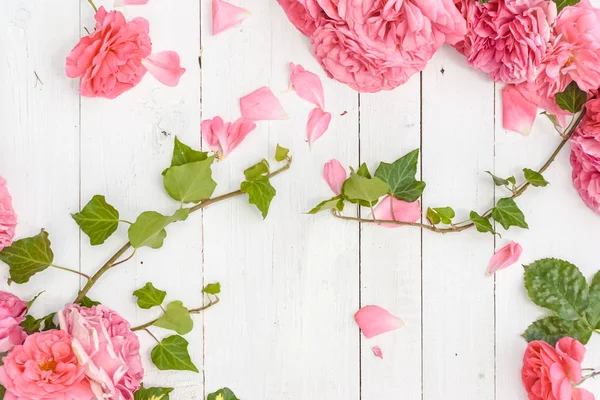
[201,116,256,158]
[487,241,523,275]
[372,346,383,359]
[240,86,288,121]
[142,51,186,87]
[573,388,595,400]
[114,0,148,5]
[372,195,421,227]
[354,305,404,339]
[307,108,332,147]
[323,159,346,195]
[290,62,325,109]
[212,0,251,35]
[502,85,537,135]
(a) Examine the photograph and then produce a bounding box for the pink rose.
[0,292,27,353]
[59,304,143,400]
[0,177,16,251]
[0,330,93,400]
[277,0,324,36]
[522,337,594,400]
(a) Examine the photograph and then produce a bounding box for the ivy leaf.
[207,388,240,400]
[21,315,38,334]
[492,198,528,230]
[151,335,199,372]
[80,296,101,308]
[374,149,425,202]
[555,81,587,113]
[523,168,549,187]
[0,230,53,284]
[20,312,57,335]
[426,208,440,225]
[586,271,600,328]
[163,159,217,204]
[244,159,270,181]
[469,211,497,235]
[134,384,174,400]
[153,301,194,335]
[203,282,221,295]
[128,209,189,249]
[39,313,57,331]
[427,207,455,225]
[274,145,289,162]
[0,384,5,398]
[308,196,345,214]
[485,171,516,188]
[170,137,208,168]
[133,282,167,309]
[72,195,120,246]
[524,258,589,321]
[240,176,276,219]
[523,316,593,345]
[356,163,371,179]
[342,173,389,205]
[552,0,581,14]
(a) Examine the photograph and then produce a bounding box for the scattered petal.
[290,62,325,109]
[240,87,288,121]
[502,85,537,135]
[487,241,523,275]
[372,195,421,227]
[201,116,256,158]
[354,305,404,339]
[306,108,332,147]
[372,346,383,359]
[142,51,186,87]
[323,159,346,195]
[212,0,251,35]
[114,0,148,6]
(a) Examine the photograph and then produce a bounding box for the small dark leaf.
[151,335,199,372]
[80,296,101,308]
[523,168,549,187]
[485,171,515,188]
[0,230,54,284]
[555,81,587,113]
[21,315,38,334]
[587,271,600,328]
[374,150,425,202]
[469,211,497,235]
[552,0,581,13]
[492,198,528,230]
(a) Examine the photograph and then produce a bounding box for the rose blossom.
[0,177,17,251]
[59,304,143,400]
[0,330,93,400]
[0,292,27,353]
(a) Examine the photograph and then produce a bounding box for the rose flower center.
[38,358,57,372]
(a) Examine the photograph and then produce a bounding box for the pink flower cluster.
[0,302,143,400]
[0,177,16,251]
[277,0,467,92]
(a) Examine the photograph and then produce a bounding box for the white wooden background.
[1,1,599,399]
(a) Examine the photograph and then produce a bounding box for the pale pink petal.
[201,116,229,156]
[307,108,332,147]
[354,305,404,339]
[372,195,421,227]
[323,159,346,195]
[502,85,537,135]
[114,0,148,5]
[225,117,257,157]
[487,241,523,275]
[372,346,383,359]
[290,62,325,109]
[573,388,595,400]
[212,0,251,35]
[240,86,288,121]
[141,51,186,87]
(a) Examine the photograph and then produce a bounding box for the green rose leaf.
[552,0,581,14]
[374,149,425,202]
[203,282,221,295]
[133,282,167,309]
[586,271,600,328]
[207,388,240,400]
[0,230,53,284]
[356,163,371,179]
[308,196,345,214]
[469,211,497,235]
[523,317,593,345]
[492,198,528,230]
[151,335,199,372]
[128,209,189,249]
[427,207,455,225]
[274,145,289,162]
[240,176,276,219]
[163,158,217,204]
[80,296,101,308]
[555,81,587,113]
[523,168,549,187]
[342,173,389,205]
[72,195,120,246]
[244,159,270,181]
[153,301,194,335]
[524,258,589,321]
[134,384,174,400]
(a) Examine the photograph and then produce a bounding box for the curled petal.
[240,86,288,121]
[290,62,325,109]
[323,159,346,195]
[142,51,186,87]
[502,85,537,135]
[201,116,256,158]
[306,108,332,147]
[372,346,383,359]
[487,241,522,275]
[212,0,251,35]
[354,305,404,339]
[114,0,148,5]
[372,195,421,227]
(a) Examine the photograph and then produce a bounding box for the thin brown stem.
[86,0,98,12]
[577,370,600,385]
[51,264,91,280]
[144,328,160,344]
[111,249,137,268]
[131,296,220,332]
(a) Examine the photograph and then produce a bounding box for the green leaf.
[163,159,217,204]
[128,209,189,249]
[426,208,441,225]
[524,258,589,321]
[308,196,345,214]
[374,149,425,202]
[133,282,167,309]
[72,195,120,246]
[170,137,208,168]
[134,384,174,400]
[207,388,240,400]
[552,0,581,13]
[21,315,38,334]
[27,291,45,309]
[586,271,600,328]
[203,282,221,295]
[274,145,289,162]
[153,301,194,335]
[240,176,276,219]
[80,296,101,308]
[523,168,549,187]
[555,81,587,113]
[427,207,455,225]
[470,211,497,235]
[39,313,57,331]
[342,173,389,205]
[244,159,270,181]
[492,198,528,230]
[0,230,53,284]
[356,163,371,179]
[485,171,516,188]
[523,316,593,345]
[151,335,199,372]
[21,312,57,335]
[0,384,5,398]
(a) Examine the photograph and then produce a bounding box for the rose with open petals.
[0,177,16,251]
[0,330,93,400]
[277,0,324,36]
[59,304,143,400]
[0,292,27,353]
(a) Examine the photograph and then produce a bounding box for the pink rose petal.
[114,0,148,5]
[573,388,595,400]
[307,108,332,147]
[212,0,251,35]
[354,305,404,339]
[240,86,288,121]
[323,159,346,195]
[290,62,325,109]
[201,116,256,158]
[487,241,522,275]
[372,195,421,227]
[502,85,537,135]
[142,51,186,87]
[372,346,383,359]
